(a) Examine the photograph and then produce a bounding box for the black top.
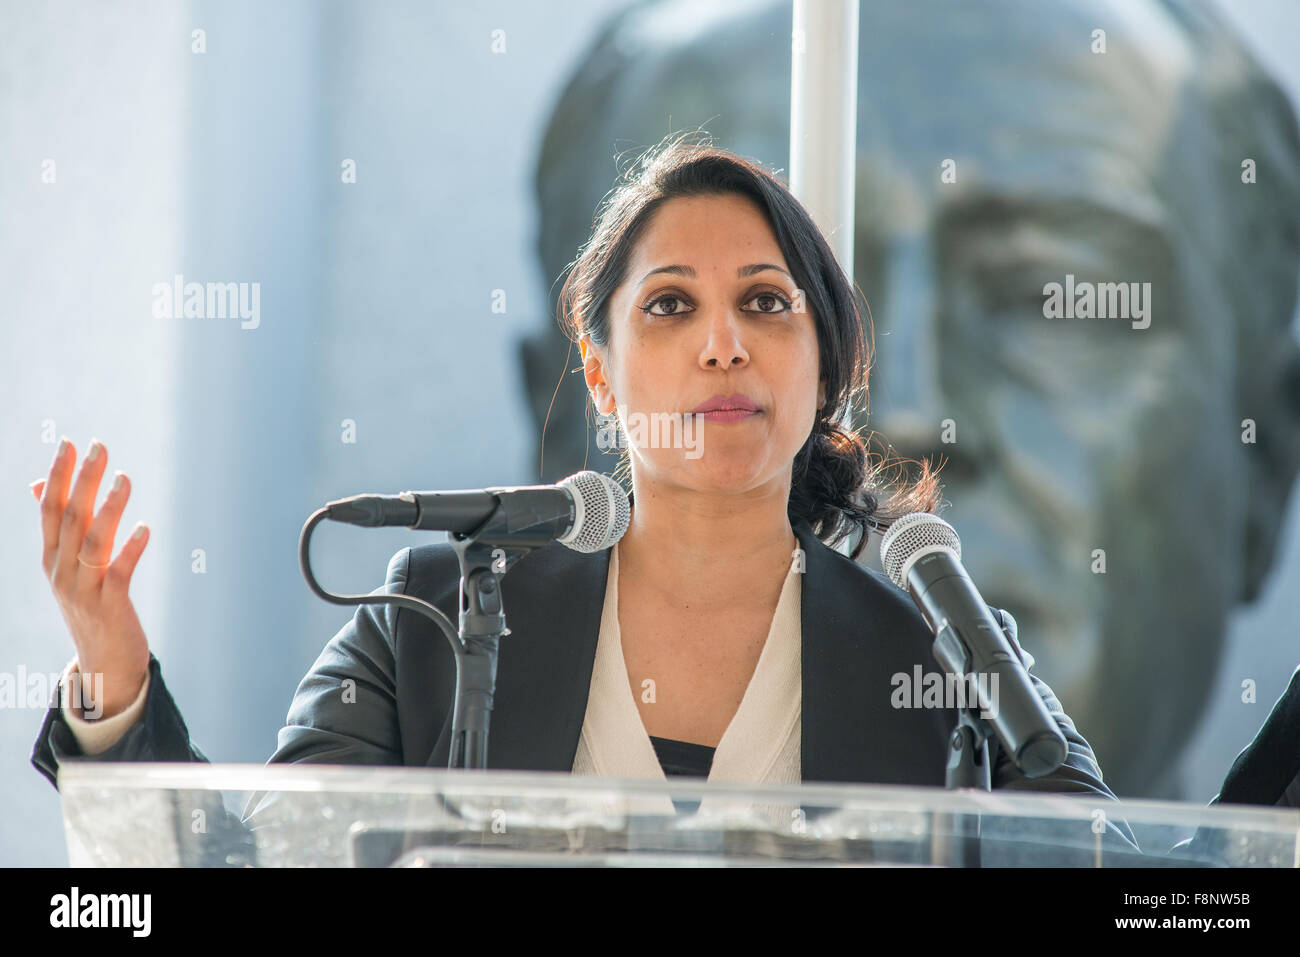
[649,735,715,778]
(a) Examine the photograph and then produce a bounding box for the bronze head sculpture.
[520,0,1300,797]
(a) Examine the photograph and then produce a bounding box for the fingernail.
[86,438,102,462]
[28,479,41,490]
[132,523,147,540]
[56,437,69,458]
[112,472,125,492]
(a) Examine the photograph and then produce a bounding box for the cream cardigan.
[571,541,802,789]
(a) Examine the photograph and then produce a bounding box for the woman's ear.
[817,378,828,411]
[580,336,616,414]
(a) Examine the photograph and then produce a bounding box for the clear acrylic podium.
[56,763,1300,867]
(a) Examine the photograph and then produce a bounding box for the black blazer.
[33,518,1124,804]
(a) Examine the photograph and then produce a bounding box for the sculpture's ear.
[1241,350,1300,603]
[1203,21,1300,602]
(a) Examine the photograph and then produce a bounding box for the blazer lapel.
[796,519,867,783]
[796,519,952,786]
[483,541,609,771]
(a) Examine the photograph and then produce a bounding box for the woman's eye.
[746,291,792,314]
[641,290,792,317]
[642,294,689,317]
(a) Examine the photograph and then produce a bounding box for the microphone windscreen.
[558,471,630,553]
[879,511,961,590]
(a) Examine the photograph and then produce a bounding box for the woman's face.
[582,193,826,499]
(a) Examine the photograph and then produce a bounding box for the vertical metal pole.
[791,0,861,555]
[790,0,859,283]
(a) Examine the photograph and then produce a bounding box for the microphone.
[880,512,1068,777]
[323,469,630,553]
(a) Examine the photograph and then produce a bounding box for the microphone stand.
[931,625,993,867]
[946,710,992,790]
[444,494,571,769]
[445,536,514,770]
[927,712,991,868]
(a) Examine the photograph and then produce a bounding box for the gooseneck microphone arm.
[298,507,483,766]
[299,503,541,770]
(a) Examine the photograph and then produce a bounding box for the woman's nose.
[699,310,750,369]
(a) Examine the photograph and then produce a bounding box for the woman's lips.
[690,393,761,421]
[693,409,760,423]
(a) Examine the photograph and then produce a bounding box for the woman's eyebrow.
[638,263,793,285]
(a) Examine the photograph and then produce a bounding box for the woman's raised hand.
[30,437,152,720]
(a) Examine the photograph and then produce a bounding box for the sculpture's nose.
[867,233,946,456]
[861,230,990,490]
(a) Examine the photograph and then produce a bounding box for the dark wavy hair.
[555,131,943,560]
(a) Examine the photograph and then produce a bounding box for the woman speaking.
[28,136,1124,822]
